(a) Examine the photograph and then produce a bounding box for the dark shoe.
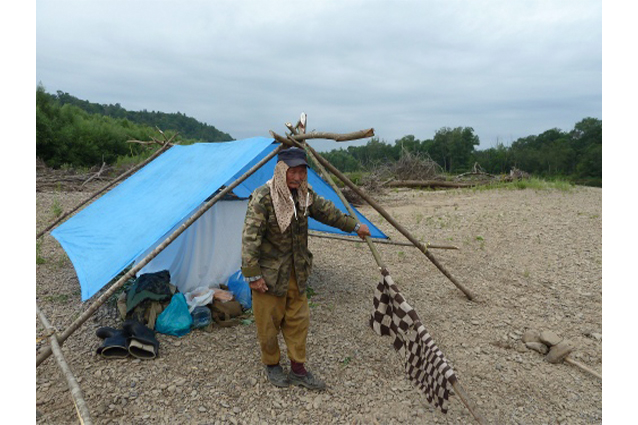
[96,327,129,359]
[265,365,290,388]
[122,319,159,359]
[288,370,326,391]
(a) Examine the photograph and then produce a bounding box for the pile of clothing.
[96,270,249,360]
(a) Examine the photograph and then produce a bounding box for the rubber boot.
[122,319,159,359]
[96,327,130,359]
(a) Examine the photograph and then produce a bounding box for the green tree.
[429,127,480,172]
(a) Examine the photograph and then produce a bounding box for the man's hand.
[356,223,371,240]
[249,278,268,293]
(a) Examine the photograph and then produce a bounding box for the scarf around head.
[267,161,313,233]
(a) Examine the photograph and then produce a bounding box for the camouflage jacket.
[241,184,357,297]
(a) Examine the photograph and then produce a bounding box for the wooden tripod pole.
[36,139,174,239]
[303,140,486,424]
[309,232,459,250]
[299,138,387,272]
[37,304,94,425]
[36,144,286,367]
[272,130,475,300]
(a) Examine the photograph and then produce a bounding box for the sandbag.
[211,299,243,327]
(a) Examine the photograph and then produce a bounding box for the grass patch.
[472,178,575,192]
[44,293,70,304]
[51,198,63,218]
[36,241,46,265]
[306,286,316,299]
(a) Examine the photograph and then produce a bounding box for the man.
[241,147,370,390]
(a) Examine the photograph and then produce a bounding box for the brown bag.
[210,299,243,327]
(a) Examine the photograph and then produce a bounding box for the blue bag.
[156,293,193,337]
[227,270,252,309]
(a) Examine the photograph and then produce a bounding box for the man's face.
[286,165,307,190]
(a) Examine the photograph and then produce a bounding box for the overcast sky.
[36,0,602,151]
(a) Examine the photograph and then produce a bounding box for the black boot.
[122,319,159,359]
[96,327,130,359]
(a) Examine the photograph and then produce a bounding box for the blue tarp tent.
[52,138,387,301]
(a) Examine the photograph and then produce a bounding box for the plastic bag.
[155,293,193,337]
[191,305,212,329]
[227,270,252,309]
[184,286,215,313]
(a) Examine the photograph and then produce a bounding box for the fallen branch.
[287,128,375,142]
[80,162,109,189]
[37,304,93,425]
[384,180,484,189]
[564,357,602,380]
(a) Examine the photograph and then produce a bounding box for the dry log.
[287,128,375,142]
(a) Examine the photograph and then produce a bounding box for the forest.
[36,85,601,186]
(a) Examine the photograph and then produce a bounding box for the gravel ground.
[36,184,602,424]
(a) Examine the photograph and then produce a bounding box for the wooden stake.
[37,304,94,425]
[36,144,286,367]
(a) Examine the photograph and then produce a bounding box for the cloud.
[36,0,601,151]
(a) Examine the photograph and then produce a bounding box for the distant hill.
[53,90,233,143]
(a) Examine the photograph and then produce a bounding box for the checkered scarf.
[370,275,457,413]
[267,161,312,233]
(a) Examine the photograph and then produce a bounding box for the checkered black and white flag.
[370,275,457,413]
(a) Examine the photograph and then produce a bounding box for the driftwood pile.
[360,154,530,193]
[36,158,116,192]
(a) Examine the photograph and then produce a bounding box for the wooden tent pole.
[272,130,475,301]
[37,304,94,425]
[300,138,387,271]
[297,126,485,423]
[309,232,459,250]
[287,123,485,424]
[36,144,286,367]
[36,139,174,239]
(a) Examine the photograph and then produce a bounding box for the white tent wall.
[135,199,248,293]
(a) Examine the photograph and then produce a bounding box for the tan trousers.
[252,271,309,365]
